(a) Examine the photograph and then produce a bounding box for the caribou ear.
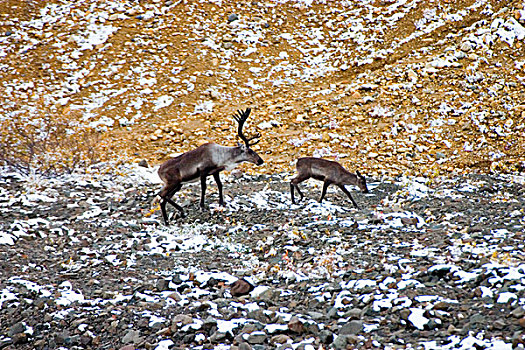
[356,170,362,177]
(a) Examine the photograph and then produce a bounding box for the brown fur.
[156,109,263,225]
[290,157,368,208]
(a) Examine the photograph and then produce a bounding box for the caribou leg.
[290,175,308,204]
[199,174,208,208]
[213,173,224,206]
[337,184,359,209]
[319,181,332,203]
[159,183,184,225]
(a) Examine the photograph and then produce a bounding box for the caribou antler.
[233,108,261,146]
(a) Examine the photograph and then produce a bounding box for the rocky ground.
[1,165,525,349]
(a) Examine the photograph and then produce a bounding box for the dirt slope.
[1,0,524,178]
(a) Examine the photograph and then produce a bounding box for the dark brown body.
[157,108,263,225]
[290,157,368,208]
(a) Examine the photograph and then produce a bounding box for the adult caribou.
[157,108,263,225]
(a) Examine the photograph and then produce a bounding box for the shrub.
[0,107,109,176]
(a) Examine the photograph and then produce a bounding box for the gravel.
[1,164,524,349]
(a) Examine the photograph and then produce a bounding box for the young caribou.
[157,108,263,225]
[290,157,369,209]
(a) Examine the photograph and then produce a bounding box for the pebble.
[238,342,252,350]
[227,14,239,22]
[519,318,525,328]
[271,334,291,344]
[122,330,143,344]
[460,41,474,52]
[8,322,26,337]
[246,331,267,344]
[287,316,305,334]
[119,346,136,350]
[511,306,525,318]
[332,334,348,349]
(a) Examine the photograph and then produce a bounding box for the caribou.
[290,157,368,209]
[157,108,263,225]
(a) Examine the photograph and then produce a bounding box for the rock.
[8,322,26,336]
[238,342,252,350]
[305,322,320,335]
[433,301,451,311]
[247,309,270,324]
[327,307,339,319]
[426,319,441,330]
[407,69,418,82]
[271,334,291,344]
[319,329,334,344]
[172,314,193,326]
[307,311,325,321]
[168,291,182,301]
[332,334,348,349]
[253,287,279,301]
[287,316,304,334]
[241,323,262,334]
[12,332,28,345]
[138,159,149,168]
[511,306,525,318]
[435,152,446,160]
[119,345,136,350]
[230,278,254,297]
[401,217,418,226]
[399,309,411,320]
[339,320,363,335]
[210,331,229,342]
[493,319,506,330]
[246,331,267,344]
[227,13,238,22]
[203,316,218,332]
[460,41,474,52]
[156,278,170,291]
[181,333,195,344]
[122,330,143,345]
[344,308,363,319]
[55,331,72,345]
[469,313,485,327]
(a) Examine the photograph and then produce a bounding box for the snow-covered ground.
[1,164,524,349]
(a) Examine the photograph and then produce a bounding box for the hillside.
[1,0,524,177]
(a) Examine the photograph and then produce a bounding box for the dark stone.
[156,278,170,291]
[202,316,218,332]
[319,329,334,344]
[8,322,26,336]
[12,332,28,345]
[227,13,239,22]
[339,320,363,335]
[230,278,254,297]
